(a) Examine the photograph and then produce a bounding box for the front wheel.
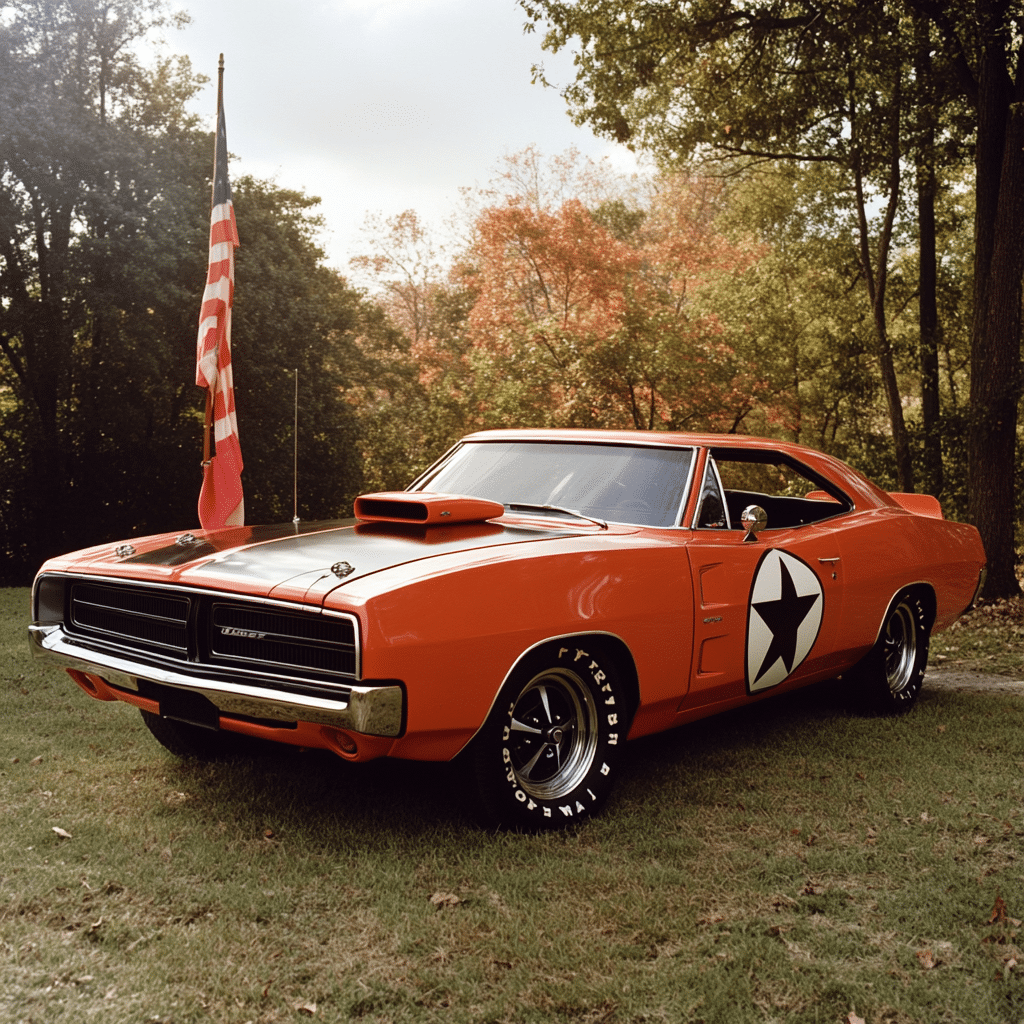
[140,709,245,759]
[847,591,931,715]
[467,641,629,830]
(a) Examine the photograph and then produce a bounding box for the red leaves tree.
[463,174,766,431]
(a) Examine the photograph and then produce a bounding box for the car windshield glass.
[413,441,694,528]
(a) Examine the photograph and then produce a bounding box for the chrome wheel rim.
[506,668,598,800]
[884,601,917,694]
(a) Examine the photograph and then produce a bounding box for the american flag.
[196,100,244,530]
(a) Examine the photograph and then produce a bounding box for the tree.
[0,0,204,578]
[348,210,479,491]
[0,2,375,581]
[520,0,1023,596]
[228,177,369,523]
[462,166,766,432]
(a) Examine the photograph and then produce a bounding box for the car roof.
[458,428,895,509]
[463,427,829,461]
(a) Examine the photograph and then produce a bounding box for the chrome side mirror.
[741,504,767,542]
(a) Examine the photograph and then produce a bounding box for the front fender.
[329,537,693,760]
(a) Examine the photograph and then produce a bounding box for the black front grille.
[209,604,357,677]
[71,583,190,656]
[63,580,358,681]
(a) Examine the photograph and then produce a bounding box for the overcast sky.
[170,0,637,273]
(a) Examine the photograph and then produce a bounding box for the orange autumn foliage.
[461,174,768,431]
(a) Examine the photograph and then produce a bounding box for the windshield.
[412,441,694,528]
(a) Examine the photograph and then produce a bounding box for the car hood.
[44,518,583,599]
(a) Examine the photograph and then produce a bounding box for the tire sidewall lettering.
[488,642,625,826]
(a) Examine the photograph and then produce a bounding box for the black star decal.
[751,560,821,686]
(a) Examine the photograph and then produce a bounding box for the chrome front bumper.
[29,623,404,737]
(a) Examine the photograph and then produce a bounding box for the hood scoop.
[353,491,505,525]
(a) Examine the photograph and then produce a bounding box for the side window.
[695,457,730,529]
[711,449,852,530]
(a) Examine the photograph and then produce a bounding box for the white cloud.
[172,0,637,269]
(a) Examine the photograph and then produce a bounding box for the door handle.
[818,556,840,579]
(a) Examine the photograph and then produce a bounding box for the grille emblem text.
[220,627,267,639]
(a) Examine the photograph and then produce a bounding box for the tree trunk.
[852,75,915,493]
[914,17,943,499]
[968,0,1024,599]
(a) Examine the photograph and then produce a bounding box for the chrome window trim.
[693,454,731,531]
[408,439,699,531]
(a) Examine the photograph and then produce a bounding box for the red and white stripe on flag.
[196,104,243,530]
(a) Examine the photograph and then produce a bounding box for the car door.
[681,452,848,710]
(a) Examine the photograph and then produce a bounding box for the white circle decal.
[746,549,824,693]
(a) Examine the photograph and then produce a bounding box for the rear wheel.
[467,641,628,830]
[848,591,930,714]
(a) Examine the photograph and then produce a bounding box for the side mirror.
[741,504,767,543]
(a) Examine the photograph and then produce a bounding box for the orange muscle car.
[29,429,987,828]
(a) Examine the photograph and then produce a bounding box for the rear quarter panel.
[836,507,985,660]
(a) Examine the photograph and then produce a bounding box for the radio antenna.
[292,367,300,524]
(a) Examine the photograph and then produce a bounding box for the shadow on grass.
[159,739,475,845]
[153,674,865,842]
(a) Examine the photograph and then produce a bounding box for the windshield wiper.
[506,503,608,530]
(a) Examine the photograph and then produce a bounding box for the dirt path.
[925,669,1024,695]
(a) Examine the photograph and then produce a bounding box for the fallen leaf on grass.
[990,896,1009,924]
[429,892,462,909]
[847,1013,866,1024]
[294,1000,317,1016]
[52,827,72,839]
[916,948,936,970]
[697,913,726,925]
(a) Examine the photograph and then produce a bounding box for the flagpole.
[195,54,243,530]
[293,368,300,525]
[202,54,225,474]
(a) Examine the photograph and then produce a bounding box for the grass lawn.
[2,586,1023,1024]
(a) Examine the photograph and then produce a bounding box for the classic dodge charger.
[30,429,987,828]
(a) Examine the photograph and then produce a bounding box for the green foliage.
[519,0,1024,593]
[0,0,208,579]
[0,2,385,580]
[227,177,370,523]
